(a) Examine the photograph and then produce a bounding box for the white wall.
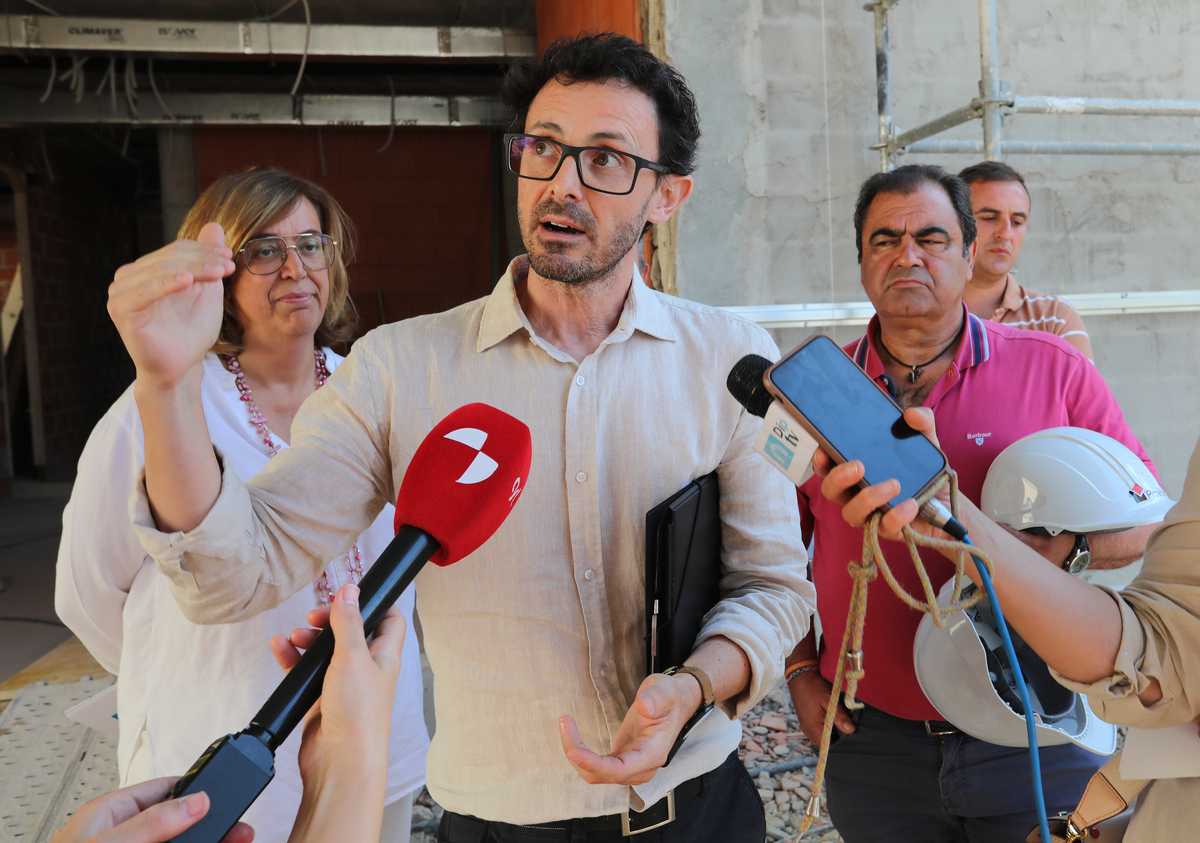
[665,0,1200,497]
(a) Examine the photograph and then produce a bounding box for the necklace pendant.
[908,368,921,384]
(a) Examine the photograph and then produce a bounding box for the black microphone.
[166,530,442,843]
[166,404,532,843]
[726,354,814,485]
[726,353,775,418]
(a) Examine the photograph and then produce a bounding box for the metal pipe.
[722,289,1200,330]
[903,139,1200,156]
[888,101,982,151]
[1012,96,1200,117]
[0,89,507,126]
[977,0,1002,160]
[722,301,877,329]
[867,0,895,171]
[13,15,535,58]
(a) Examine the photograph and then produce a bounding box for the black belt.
[441,774,704,839]
[858,701,960,737]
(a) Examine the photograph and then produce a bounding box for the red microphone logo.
[444,427,500,484]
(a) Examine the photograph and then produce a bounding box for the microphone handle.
[249,525,440,748]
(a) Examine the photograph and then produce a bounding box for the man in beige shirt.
[108,34,814,843]
[958,162,1093,359]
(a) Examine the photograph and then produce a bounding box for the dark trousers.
[436,751,765,843]
[824,703,1107,843]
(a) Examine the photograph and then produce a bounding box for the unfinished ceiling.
[4,1,537,29]
[0,0,538,126]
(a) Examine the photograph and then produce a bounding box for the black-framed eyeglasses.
[237,233,337,275]
[504,133,670,196]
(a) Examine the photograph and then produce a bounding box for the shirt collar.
[995,274,1024,317]
[851,301,990,376]
[476,256,676,354]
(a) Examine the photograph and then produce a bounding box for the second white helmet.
[980,426,1173,534]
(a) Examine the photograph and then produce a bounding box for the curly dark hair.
[852,164,977,263]
[499,32,701,177]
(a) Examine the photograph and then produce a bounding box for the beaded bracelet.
[784,658,819,675]
[785,661,821,684]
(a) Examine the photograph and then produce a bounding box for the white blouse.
[56,351,428,843]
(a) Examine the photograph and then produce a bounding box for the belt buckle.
[1062,813,1087,843]
[620,790,675,836]
[924,720,956,736]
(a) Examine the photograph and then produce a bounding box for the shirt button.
[576,375,585,386]
[599,664,609,677]
[576,471,587,482]
[584,569,595,581]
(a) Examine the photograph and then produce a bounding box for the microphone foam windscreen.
[727,354,775,418]
[394,403,532,566]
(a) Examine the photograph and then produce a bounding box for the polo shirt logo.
[967,431,992,446]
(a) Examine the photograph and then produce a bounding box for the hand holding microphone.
[270,584,406,843]
[166,403,532,843]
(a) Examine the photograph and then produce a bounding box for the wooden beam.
[536,0,643,52]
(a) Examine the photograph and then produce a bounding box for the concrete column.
[158,127,196,242]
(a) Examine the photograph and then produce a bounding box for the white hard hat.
[914,576,1117,755]
[980,426,1173,535]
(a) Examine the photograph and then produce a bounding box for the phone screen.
[766,335,946,507]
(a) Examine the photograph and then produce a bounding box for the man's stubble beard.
[523,193,651,289]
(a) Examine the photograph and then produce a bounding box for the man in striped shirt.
[958,162,1093,359]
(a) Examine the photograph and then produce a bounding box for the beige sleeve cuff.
[129,447,270,624]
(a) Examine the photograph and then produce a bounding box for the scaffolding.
[723,0,1200,331]
[866,0,1200,171]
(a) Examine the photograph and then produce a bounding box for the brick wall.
[0,130,138,481]
[192,126,506,339]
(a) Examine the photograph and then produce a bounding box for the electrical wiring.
[38,51,55,102]
[248,0,312,98]
[249,0,300,22]
[123,56,138,117]
[57,54,86,103]
[378,75,397,152]
[95,53,117,113]
[942,520,1053,843]
[146,57,176,122]
[288,0,311,97]
[18,0,60,15]
[38,129,54,182]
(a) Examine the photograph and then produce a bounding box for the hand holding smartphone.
[764,335,948,510]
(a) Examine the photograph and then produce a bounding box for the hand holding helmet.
[816,419,1171,711]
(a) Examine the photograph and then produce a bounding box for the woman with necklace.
[55,167,427,843]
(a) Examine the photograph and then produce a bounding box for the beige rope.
[795,472,995,838]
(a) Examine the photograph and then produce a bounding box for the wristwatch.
[662,664,715,766]
[1062,533,1091,575]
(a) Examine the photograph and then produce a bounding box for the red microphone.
[394,401,532,566]
[166,403,531,843]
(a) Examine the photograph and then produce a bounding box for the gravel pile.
[408,680,843,843]
[741,680,843,843]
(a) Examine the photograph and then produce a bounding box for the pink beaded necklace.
[219,348,364,605]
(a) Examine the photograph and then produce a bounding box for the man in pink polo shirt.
[785,164,1158,843]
